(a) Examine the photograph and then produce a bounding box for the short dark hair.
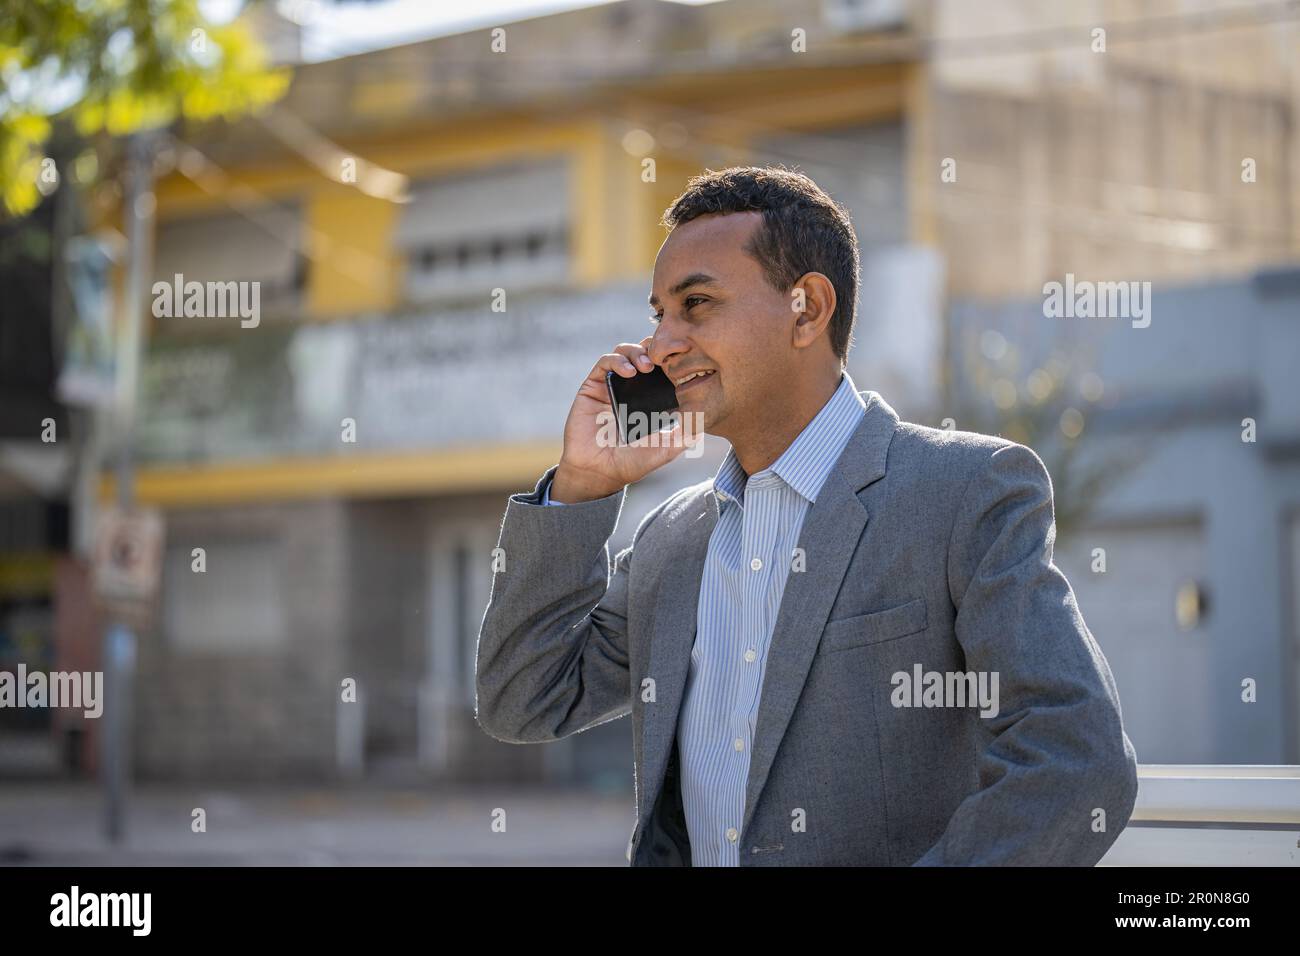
[660,165,859,365]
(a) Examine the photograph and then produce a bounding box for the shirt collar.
[713,370,868,509]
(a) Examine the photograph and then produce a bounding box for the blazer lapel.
[638,488,718,827]
[741,390,899,837]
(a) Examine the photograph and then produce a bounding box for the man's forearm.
[475,465,633,743]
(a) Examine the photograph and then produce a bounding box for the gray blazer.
[475,389,1139,865]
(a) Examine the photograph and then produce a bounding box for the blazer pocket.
[819,597,928,653]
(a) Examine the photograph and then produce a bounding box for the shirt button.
[726,827,738,843]
[733,737,744,751]
[750,557,763,571]
[743,649,757,663]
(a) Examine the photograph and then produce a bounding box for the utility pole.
[102,131,156,843]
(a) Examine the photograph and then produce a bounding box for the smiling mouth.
[674,369,716,392]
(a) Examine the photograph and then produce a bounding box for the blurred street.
[0,782,633,866]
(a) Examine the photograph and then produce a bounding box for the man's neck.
[727,370,844,477]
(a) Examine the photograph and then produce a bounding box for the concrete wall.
[952,271,1300,764]
[136,499,349,780]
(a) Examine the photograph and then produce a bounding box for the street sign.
[58,234,120,409]
[92,506,164,605]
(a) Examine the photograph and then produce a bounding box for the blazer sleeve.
[911,442,1140,866]
[474,463,672,744]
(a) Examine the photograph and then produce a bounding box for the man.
[475,165,1139,866]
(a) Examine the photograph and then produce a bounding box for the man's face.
[647,211,792,440]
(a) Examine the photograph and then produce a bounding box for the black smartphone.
[605,365,680,444]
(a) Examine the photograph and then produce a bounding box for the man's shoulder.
[627,477,715,544]
[891,417,1016,471]
[653,476,716,520]
[886,417,1049,494]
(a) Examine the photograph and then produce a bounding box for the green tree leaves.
[0,0,290,216]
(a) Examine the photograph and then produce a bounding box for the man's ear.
[789,272,837,350]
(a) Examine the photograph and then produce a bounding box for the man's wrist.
[550,463,622,503]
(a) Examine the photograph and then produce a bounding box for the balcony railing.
[1101,765,1300,865]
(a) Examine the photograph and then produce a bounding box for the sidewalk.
[0,781,634,866]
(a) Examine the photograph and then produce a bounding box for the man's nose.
[646,328,683,368]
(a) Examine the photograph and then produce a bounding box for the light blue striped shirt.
[544,371,867,865]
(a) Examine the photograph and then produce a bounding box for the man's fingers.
[597,352,637,378]
[614,342,655,371]
[588,346,655,388]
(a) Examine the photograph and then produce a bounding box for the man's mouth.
[673,369,716,392]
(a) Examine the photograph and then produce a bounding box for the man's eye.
[648,297,704,324]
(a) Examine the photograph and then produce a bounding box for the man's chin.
[677,381,724,436]
[684,403,721,441]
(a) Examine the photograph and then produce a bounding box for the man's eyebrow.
[648,273,718,307]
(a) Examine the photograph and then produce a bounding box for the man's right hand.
[550,338,700,503]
